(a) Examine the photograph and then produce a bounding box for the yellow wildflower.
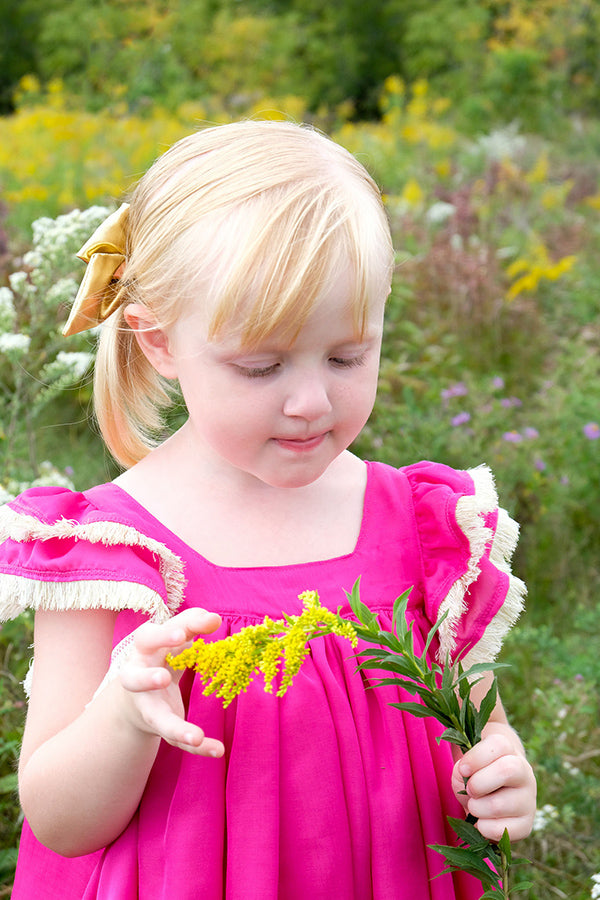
[400,177,425,207]
[167,591,358,707]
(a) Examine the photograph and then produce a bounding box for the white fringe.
[0,573,172,624]
[461,507,527,668]
[435,465,526,666]
[0,505,186,622]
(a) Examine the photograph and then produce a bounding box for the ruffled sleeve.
[404,461,526,668]
[0,486,185,625]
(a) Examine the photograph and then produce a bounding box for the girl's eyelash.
[237,364,279,378]
[236,355,366,377]
[330,355,366,368]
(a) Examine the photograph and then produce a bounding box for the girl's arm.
[19,606,223,857]
[451,673,537,842]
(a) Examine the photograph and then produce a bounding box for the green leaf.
[446,816,491,852]
[345,578,379,632]
[438,727,472,751]
[429,843,499,885]
[458,661,510,681]
[476,677,498,733]
[392,589,411,636]
[498,827,512,864]
[389,701,435,718]
[420,607,449,661]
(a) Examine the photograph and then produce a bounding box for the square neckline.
[102,462,376,573]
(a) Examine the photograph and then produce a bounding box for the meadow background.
[1,1,599,896]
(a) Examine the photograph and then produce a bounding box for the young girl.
[0,120,535,899]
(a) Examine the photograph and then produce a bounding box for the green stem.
[501,848,509,898]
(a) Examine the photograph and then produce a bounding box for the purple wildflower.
[583,422,600,440]
[534,457,546,471]
[441,382,469,402]
[501,397,522,408]
[491,376,505,390]
[503,431,523,443]
[523,427,539,440]
[451,412,471,427]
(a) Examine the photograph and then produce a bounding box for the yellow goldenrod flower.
[400,177,425,207]
[167,591,358,707]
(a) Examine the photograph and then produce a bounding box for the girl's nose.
[282,374,333,421]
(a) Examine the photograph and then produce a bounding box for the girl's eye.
[236,364,280,378]
[330,355,366,369]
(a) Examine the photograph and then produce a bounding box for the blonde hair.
[94,120,394,467]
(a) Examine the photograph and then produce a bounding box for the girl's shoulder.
[369,459,526,667]
[0,483,185,625]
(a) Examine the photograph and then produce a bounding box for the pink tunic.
[0,460,525,899]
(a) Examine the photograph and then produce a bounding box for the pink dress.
[0,460,525,900]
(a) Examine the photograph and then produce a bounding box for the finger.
[474,813,535,844]
[120,662,174,693]
[466,782,534,819]
[457,732,517,779]
[464,754,534,799]
[143,707,225,758]
[133,609,222,662]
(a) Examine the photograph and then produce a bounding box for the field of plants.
[1,1,600,897]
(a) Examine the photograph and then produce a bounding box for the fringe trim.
[435,464,526,666]
[0,505,185,621]
[0,573,172,624]
[461,507,527,668]
[435,464,497,664]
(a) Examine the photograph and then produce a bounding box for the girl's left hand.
[451,723,537,842]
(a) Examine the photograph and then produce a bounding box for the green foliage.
[4,0,600,127]
[0,0,41,114]
[0,207,109,487]
[0,613,31,895]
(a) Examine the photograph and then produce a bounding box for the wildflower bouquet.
[168,581,531,898]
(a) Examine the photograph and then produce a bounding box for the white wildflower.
[426,201,456,225]
[22,249,43,269]
[8,271,29,295]
[54,351,94,379]
[475,123,526,161]
[30,206,111,277]
[532,804,559,833]
[0,332,31,355]
[31,461,75,490]
[591,872,600,899]
[0,485,15,506]
[0,286,16,330]
[45,277,79,309]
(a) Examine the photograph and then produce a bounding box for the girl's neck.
[114,435,368,567]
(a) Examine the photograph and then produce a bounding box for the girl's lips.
[274,433,328,452]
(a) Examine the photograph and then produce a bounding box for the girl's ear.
[123,303,178,379]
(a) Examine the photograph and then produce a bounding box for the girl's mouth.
[274,433,328,452]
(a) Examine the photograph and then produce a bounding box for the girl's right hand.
[119,608,225,758]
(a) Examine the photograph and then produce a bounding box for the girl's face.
[150,263,386,490]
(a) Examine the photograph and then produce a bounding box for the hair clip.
[62,203,130,337]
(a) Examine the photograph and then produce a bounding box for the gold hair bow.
[62,203,130,337]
